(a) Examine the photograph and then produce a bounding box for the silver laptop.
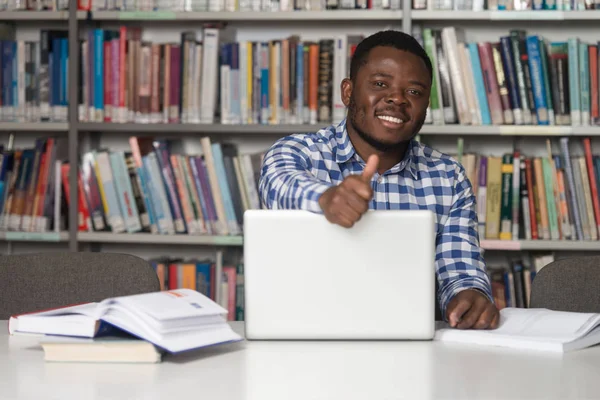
[243,209,436,340]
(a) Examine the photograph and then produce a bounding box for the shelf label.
[5,232,62,242]
[118,11,176,20]
[490,11,564,20]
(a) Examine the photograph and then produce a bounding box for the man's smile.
[376,114,407,129]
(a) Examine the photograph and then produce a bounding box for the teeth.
[378,115,403,124]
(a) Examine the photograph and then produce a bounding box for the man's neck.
[346,126,411,175]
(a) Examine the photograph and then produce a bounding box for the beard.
[347,95,426,152]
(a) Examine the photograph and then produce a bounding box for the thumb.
[362,154,379,182]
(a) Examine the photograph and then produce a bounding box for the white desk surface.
[2,320,600,400]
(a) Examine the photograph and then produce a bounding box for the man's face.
[342,46,431,152]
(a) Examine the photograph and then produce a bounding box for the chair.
[529,256,600,313]
[0,252,161,319]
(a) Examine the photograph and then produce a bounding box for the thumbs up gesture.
[318,154,379,228]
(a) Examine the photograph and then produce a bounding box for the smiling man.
[258,30,499,330]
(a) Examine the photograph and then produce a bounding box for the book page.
[11,303,101,338]
[17,303,99,318]
[436,308,600,344]
[489,308,600,341]
[99,288,228,322]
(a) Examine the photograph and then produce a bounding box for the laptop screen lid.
[243,209,436,340]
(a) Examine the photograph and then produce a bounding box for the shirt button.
[377,176,383,183]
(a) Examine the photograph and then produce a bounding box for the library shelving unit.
[2,2,600,306]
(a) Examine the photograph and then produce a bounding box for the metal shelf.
[419,124,600,136]
[77,232,244,246]
[89,10,403,21]
[77,122,323,134]
[73,233,600,251]
[411,10,600,21]
[0,10,87,20]
[0,230,598,251]
[78,123,600,136]
[0,122,69,132]
[0,231,69,242]
[481,240,600,251]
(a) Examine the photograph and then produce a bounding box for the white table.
[2,320,600,400]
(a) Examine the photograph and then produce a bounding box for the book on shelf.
[77,25,363,127]
[78,136,264,236]
[9,15,600,128]
[4,135,600,244]
[412,0,599,12]
[452,137,600,242]
[435,307,600,353]
[149,257,245,321]
[75,0,401,12]
[8,288,243,358]
[0,135,69,234]
[0,25,69,123]
[487,253,554,309]
[0,133,264,236]
[411,25,600,127]
[0,0,68,10]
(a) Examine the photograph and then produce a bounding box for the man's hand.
[318,154,379,228]
[446,289,499,330]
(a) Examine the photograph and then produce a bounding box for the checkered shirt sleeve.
[259,135,332,212]
[435,164,494,319]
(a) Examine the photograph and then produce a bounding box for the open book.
[435,307,600,353]
[8,289,243,355]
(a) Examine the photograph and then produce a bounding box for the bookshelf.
[3,1,600,313]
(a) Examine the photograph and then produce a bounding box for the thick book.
[435,307,600,353]
[40,336,162,364]
[8,289,243,355]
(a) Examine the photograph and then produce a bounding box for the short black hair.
[349,30,433,82]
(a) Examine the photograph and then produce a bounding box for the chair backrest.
[529,256,600,313]
[0,252,161,319]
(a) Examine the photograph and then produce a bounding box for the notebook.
[434,307,600,353]
[9,288,243,355]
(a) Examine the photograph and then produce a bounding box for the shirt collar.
[332,119,419,180]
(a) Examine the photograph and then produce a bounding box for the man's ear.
[341,78,352,107]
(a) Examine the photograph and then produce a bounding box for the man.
[258,30,499,330]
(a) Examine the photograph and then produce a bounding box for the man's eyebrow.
[369,73,428,89]
[409,80,427,89]
[370,72,394,79]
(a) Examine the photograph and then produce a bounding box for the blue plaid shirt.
[258,119,493,319]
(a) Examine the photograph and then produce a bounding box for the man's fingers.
[489,309,500,329]
[345,191,370,215]
[336,184,370,210]
[337,205,361,226]
[335,215,355,228]
[447,297,472,328]
[343,176,373,201]
[326,206,356,228]
[362,154,379,182]
[456,297,487,329]
[472,304,498,330]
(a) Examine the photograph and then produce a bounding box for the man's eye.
[374,81,386,87]
[409,89,421,96]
